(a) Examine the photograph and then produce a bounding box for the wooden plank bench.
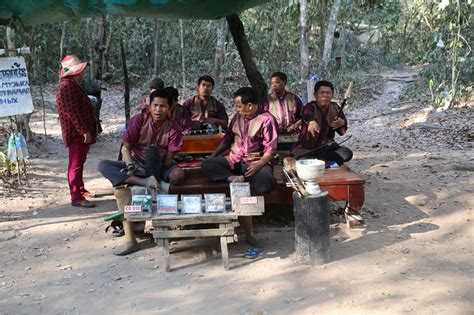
[172,162,365,215]
[128,212,239,271]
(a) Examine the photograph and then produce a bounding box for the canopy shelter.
[1,0,270,98]
[0,0,270,26]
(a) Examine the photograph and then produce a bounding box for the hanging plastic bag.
[7,132,29,161]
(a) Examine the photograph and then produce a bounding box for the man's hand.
[126,164,136,177]
[307,120,320,137]
[330,117,345,130]
[244,161,264,178]
[83,132,92,144]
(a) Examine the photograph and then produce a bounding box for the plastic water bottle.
[7,133,17,161]
[17,133,29,160]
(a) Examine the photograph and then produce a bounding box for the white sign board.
[0,56,34,117]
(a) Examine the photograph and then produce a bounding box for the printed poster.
[0,56,34,117]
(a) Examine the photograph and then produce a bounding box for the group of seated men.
[98,72,352,256]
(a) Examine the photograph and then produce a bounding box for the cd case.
[181,194,203,214]
[157,194,179,215]
[229,182,251,211]
[204,193,226,213]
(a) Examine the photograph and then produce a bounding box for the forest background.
[1,0,472,116]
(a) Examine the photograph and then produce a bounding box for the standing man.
[183,75,228,130]
[202,87,279,246]
[261,71,303,134]
[98,89,185,255]
[56,55,97,208]
[292,80,352,164]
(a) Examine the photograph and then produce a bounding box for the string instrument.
[337,81,353,118]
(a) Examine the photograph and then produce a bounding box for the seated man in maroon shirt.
[291,80,353,164]
[164,86,192,133]
[261,71,303,134]
[99,89,185,255]
[202,87,279,247]
[183,75,228,130]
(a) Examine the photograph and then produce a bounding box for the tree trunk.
[319,0,341,78]
[213,18,228,96]
[153,19,161,76]
[299,0,310,103]
[102,16,113,77]
[59,21,67,63]
[226,14,267,100]
[85,19,96,79]
[94,14,107,80]
[179,20,186,90]
[120,39,130,125]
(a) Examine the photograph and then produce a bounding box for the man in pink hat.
[56,55,97,208]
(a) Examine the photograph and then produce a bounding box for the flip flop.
[244,247,263,259]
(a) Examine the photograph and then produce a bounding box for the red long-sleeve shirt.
[56,77,96,147]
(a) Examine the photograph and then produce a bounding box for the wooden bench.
[171,162,365,215]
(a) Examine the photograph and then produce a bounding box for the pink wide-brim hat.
[59,55,89,78]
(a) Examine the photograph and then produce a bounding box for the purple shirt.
[261,91,303,132]
[183,95,228,124]
[170,104,193,133]
[123,112,182,162]
[297,101,347,149]
[223,111,279,166]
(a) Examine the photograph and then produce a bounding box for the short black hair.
[334,31,340,38]
[314,80,335,94]
[233,87,258,105]
[149,89,172,107]
[149,77,165,90]
[164,86,179,101]
[197,75,214,87]
[271,71,287,83]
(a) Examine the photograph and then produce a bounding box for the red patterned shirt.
[56,77,96,147]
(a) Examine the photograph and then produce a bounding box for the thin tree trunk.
[267,20,278,63]
[120,39,130,125]
[213,18,228,96]
[299,0,310,103]
[102,16,113,76]
[226,14,267,99]
[153,19,161,76]
[179,20,186,90]
[85,19,96,78]
[319,0,341,78]
[95,14,107,80]
[447,0,462,109]
[59,21,67,63]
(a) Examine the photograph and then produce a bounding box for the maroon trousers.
[67,138,90,202]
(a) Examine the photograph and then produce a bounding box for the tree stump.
[293,191,330,265]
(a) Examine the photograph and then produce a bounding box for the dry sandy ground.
[0,68,473,315]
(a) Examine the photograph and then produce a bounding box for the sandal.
[105,219,124,237]
[244,247,263,259]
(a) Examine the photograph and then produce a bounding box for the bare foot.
[144,176,160,190]
[228,175,245,183]
[246,234,262,248]
[113,241,140,256]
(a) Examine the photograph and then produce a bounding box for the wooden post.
[293,191,330,265]
[219,223,230,270]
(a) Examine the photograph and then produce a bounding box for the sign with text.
[0,56,33,117]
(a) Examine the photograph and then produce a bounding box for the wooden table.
[128,212,239,271]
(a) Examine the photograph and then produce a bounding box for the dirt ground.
[0,68,472,315]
